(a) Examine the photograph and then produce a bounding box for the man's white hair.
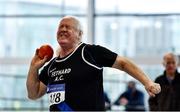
[61,15,83,33]
[163,52,179,65]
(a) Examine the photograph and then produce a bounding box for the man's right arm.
[26,66,47,100]
[26,49,48,100]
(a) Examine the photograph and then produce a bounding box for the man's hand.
[145,82,161,97]
[30,49,48,69]
[120,97,128,106]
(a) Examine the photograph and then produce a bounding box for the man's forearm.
[113,56,152,86]
[26,66,41,100]
[123,60,151,86]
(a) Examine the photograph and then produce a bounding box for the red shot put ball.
[38,44,54,62]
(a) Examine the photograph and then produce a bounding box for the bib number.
[47,84,65,106]
[49,91,65,105]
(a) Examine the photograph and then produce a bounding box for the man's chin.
[167,70,176,74]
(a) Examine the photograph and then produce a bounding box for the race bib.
[47,84,65,106]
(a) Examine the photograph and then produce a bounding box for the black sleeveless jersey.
[39,43,117,111]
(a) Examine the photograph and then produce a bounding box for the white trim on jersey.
[48,58,57,77]
[55,42,83,62]
[82,45,102,70]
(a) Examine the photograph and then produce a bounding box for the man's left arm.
[112,56,161,97]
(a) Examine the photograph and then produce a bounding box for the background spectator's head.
[163,53,179,75]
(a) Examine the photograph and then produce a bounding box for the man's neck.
[59,42,81,58]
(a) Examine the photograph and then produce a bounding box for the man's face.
[57,18,80,47]
[127,82,135,90]
[163,55,177,75]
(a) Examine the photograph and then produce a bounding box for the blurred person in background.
[114,81,145,111]
[149,52,180,111]
[26,15,161,111]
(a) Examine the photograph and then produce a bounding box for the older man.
[149,53,180,111]
[26,16,160,111]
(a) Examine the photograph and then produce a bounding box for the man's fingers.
[145,82,161,97]
[43,56,48,62]
[148,91,155,97]
[35,48,39,55]
[151,83,161,94]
